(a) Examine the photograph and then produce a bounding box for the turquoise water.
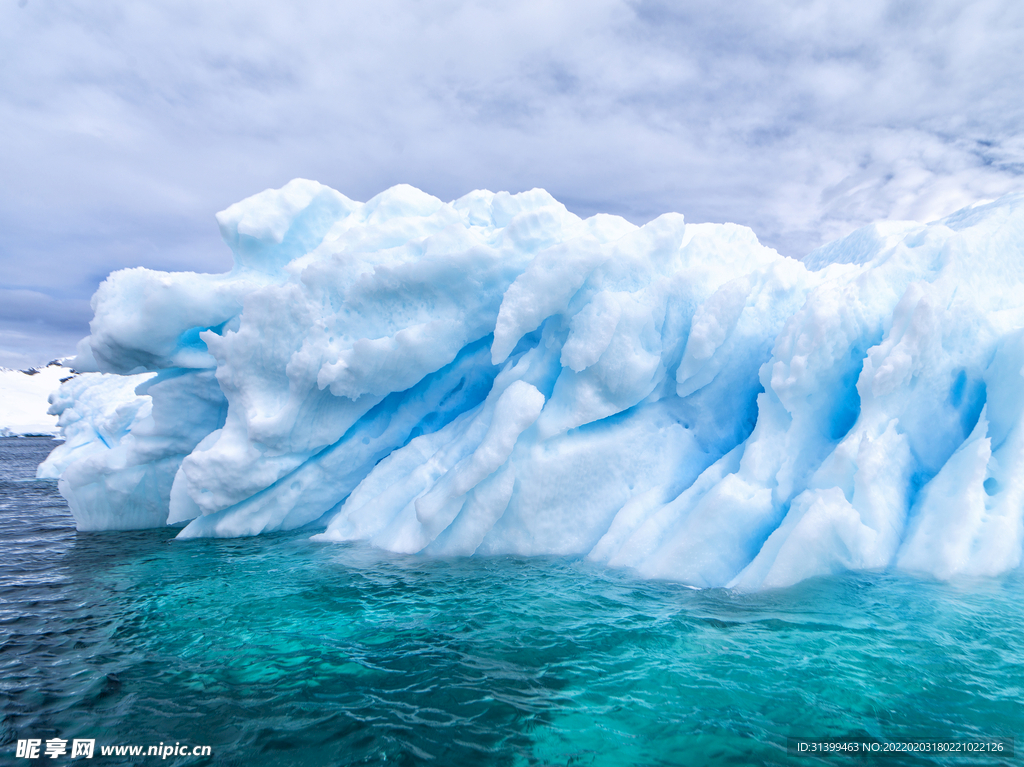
[2,437,1021,766]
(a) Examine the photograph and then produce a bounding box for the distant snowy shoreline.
[0,362,74,437]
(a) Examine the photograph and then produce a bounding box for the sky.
[1,0,1022,369]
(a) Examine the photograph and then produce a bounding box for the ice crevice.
[37,180,1024,590]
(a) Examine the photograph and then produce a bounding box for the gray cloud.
[0,288,92,369]
[1,0,1022,366]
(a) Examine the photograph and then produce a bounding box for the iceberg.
[38,179,1024,589]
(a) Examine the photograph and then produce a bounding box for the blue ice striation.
[38,180,1024,589]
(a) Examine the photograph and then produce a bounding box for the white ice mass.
[37,180,1024,589]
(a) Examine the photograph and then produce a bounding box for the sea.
[1,436,1021,766]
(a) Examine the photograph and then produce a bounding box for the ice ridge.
[38,180,1024,589]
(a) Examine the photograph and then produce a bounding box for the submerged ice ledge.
[38,180,1024,590]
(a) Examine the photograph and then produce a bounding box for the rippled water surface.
[2,437,1022,766]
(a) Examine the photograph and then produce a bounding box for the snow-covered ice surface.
[0,363,71,436]
[38,180,1024,589]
